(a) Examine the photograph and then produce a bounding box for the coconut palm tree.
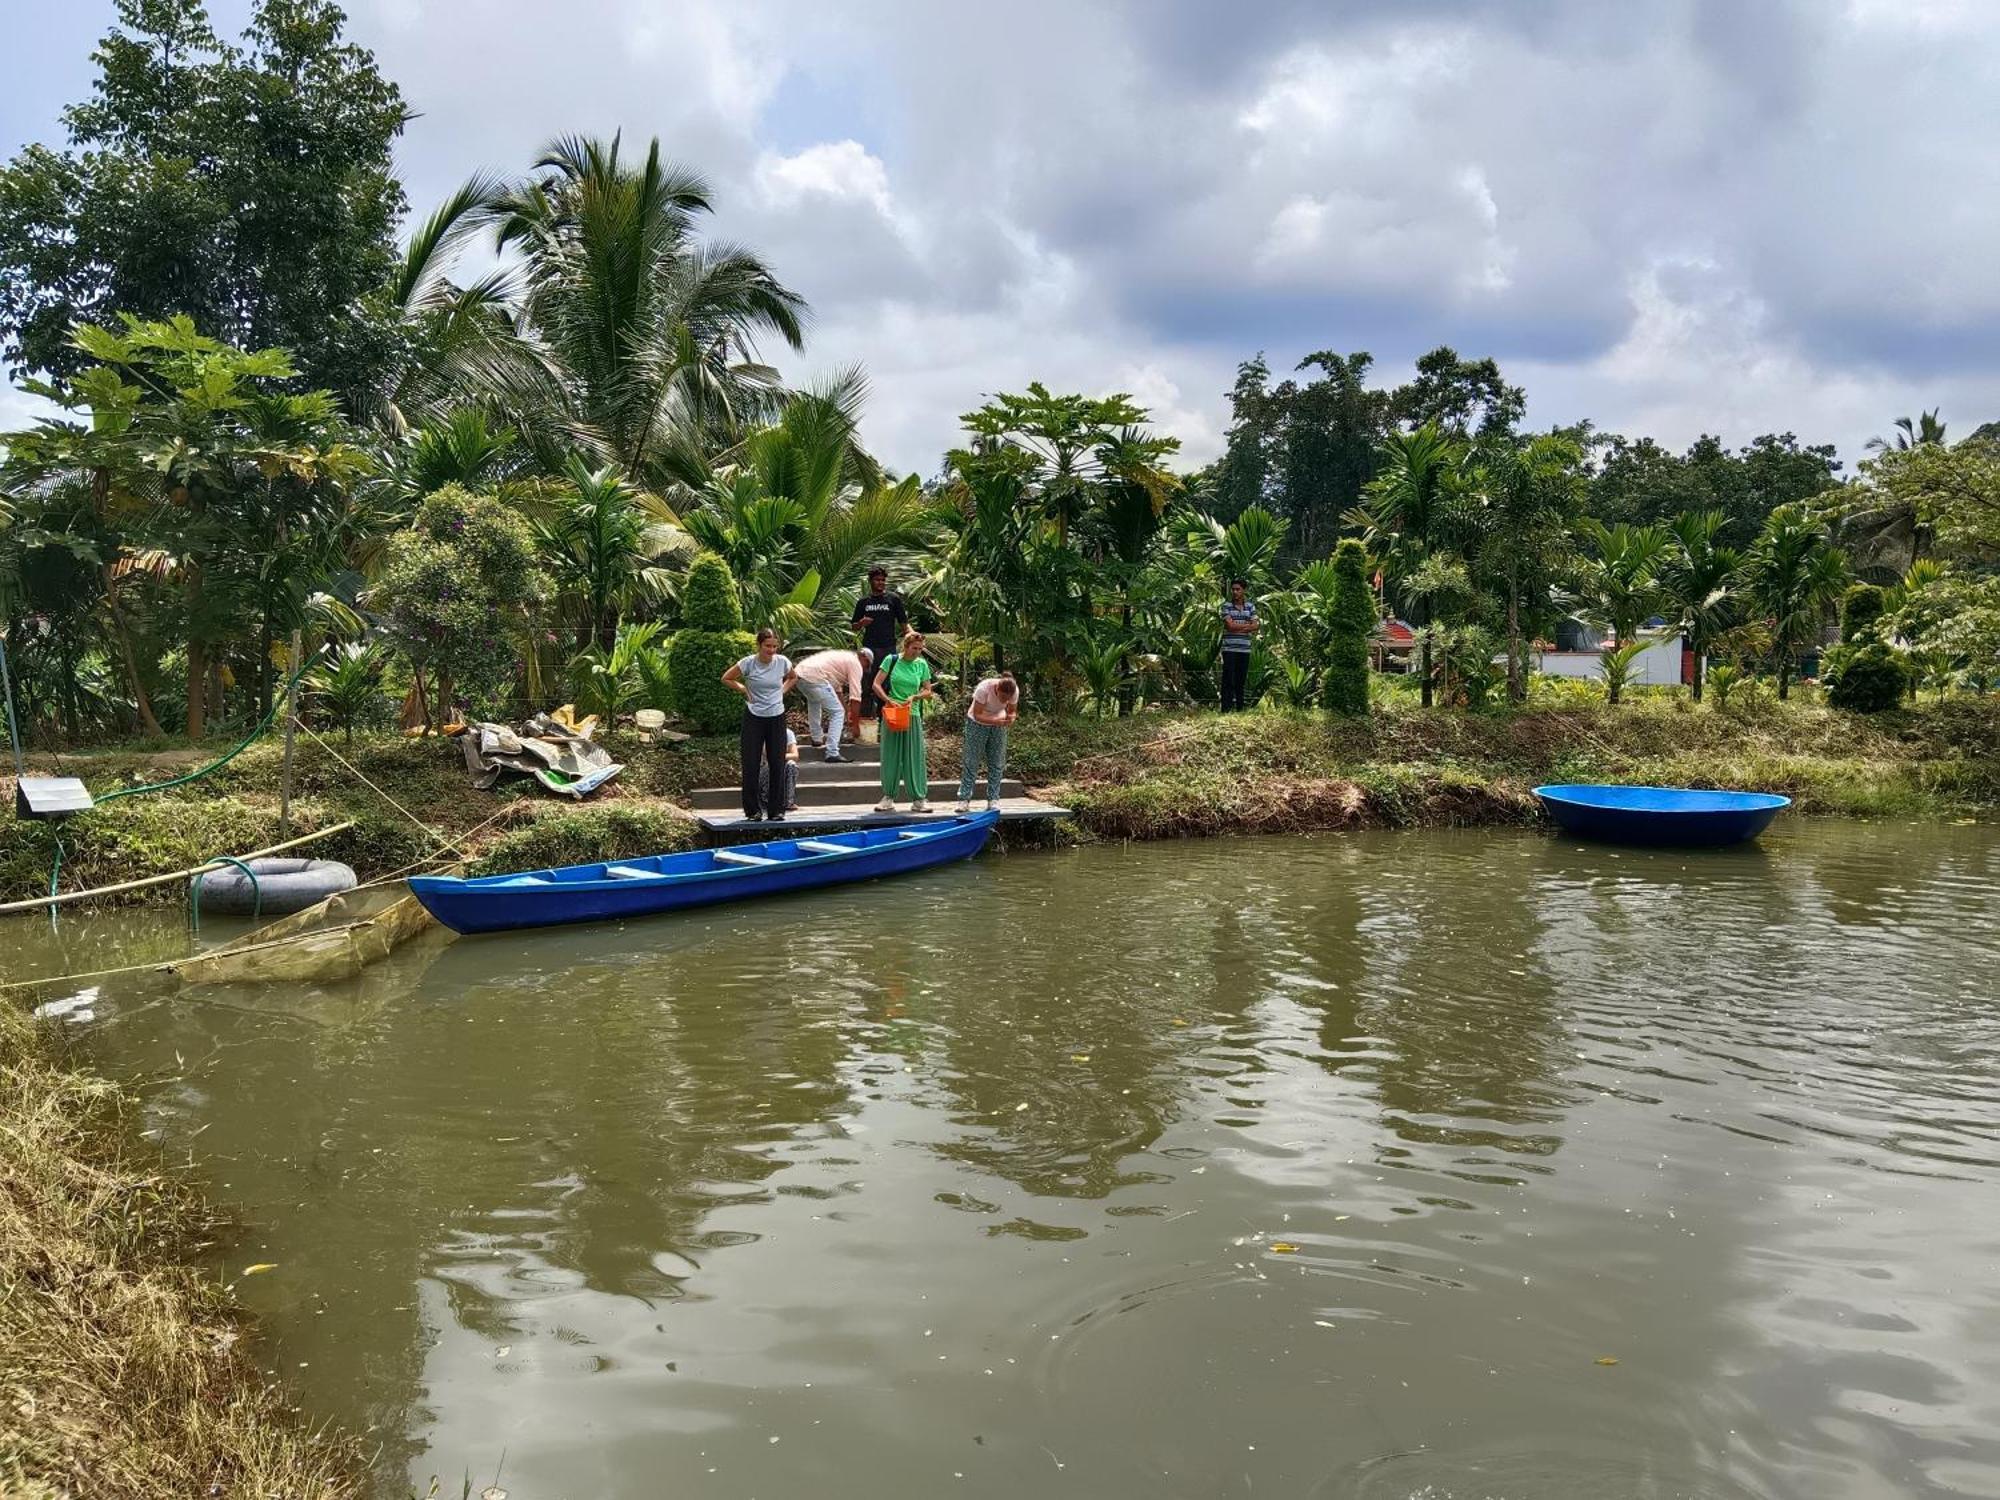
[1738,503,1850,699]
[494,135,806,486]
[1658,510,1741,701]
[389,135,809,499]
[1864,409,1946,454]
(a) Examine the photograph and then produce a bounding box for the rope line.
[287,718,444,845]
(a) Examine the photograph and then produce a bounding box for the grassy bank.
[3,696,1994,905]
[1020,696,2000,839]
[0,1002,358,1498]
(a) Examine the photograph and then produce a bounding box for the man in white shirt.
[793,647,871,762]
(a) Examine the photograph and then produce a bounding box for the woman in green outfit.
[872,629,938,812]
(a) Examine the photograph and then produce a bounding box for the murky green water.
[16,822,2000,1499]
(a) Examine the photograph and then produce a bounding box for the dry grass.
[0,1004,360,1499]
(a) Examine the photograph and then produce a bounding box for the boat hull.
[410,813,999,935]
[1533,785,1789,847]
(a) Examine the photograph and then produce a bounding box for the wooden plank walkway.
[697,797,1069,836]
[692,731,1069,836]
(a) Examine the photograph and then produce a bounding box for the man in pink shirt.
[793,646,871,762]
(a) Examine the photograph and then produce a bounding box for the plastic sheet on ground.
[454,710,623,799]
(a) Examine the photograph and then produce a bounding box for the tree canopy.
[0,0,409,406]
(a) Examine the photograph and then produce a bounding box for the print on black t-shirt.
[852,592,908,656]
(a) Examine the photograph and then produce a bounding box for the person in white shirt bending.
[955,672,1020,812]
[793,646,871,763]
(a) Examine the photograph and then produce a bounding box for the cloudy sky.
[6,0,2000,473]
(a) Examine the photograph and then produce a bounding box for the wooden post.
[279,632,302,835]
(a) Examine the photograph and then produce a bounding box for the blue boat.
[409,811,1000,935]
[1533,785,1790,847]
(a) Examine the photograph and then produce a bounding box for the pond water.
[16,821,2000,1499]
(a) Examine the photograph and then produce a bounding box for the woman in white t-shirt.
[955,672,1019,812]
[721,628,797,821]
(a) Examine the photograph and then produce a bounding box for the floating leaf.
[1270,1242,1299,1254]
[1070,1054,1091,1063]
[1169,1018,1189,1027]
[1595,1356,1619,1366]
[242,1263,278,1276]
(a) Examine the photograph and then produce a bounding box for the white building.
[1534,626,1687,686]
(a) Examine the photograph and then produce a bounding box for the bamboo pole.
[278,630,301,836]
[0,821,354,916]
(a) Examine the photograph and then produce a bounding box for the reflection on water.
[22,820,2000,1499]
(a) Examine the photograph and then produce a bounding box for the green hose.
[40,650,328,912]
[94,652,326,809]
[190,855,260,935]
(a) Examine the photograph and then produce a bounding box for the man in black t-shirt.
[850,566,908,719]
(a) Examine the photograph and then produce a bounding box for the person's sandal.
[874,798,895,812]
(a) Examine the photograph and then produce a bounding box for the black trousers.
[740,710,788,817]
[1220,652,1250,712]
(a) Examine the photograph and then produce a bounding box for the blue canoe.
[409,811,1000,935]
[1534,784,1790,847]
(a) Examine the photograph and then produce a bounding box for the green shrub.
[1839,584,1886,644]
[372,484,544,724]
[1824,642,1910,713]
[668,553,754,731]
[1322,539,1373,716]
[467,805,698,876]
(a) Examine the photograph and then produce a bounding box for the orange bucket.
[880,701,912,731]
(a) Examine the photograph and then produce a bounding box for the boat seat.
[796,840,848,855]
[497,874,549,886]
[713,849,779,867]
[604,864,655,880]
[896,830,926,840]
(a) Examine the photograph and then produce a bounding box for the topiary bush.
[1322,539,1374,715]
[1824,641,1910,713]
[1839,584,1887,644]
[667,552,754,732]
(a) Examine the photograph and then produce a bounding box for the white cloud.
[1516,257,2000,454]
[17,0,2000,474]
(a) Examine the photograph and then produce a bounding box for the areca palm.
[532,455,686,653]
[1473,433,1585,701]
[1569,520,1669,643]
[683,377,931,639]
[1658,510,1741,701]
[1358,423,1469,706]
[1739,503,1850,699]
